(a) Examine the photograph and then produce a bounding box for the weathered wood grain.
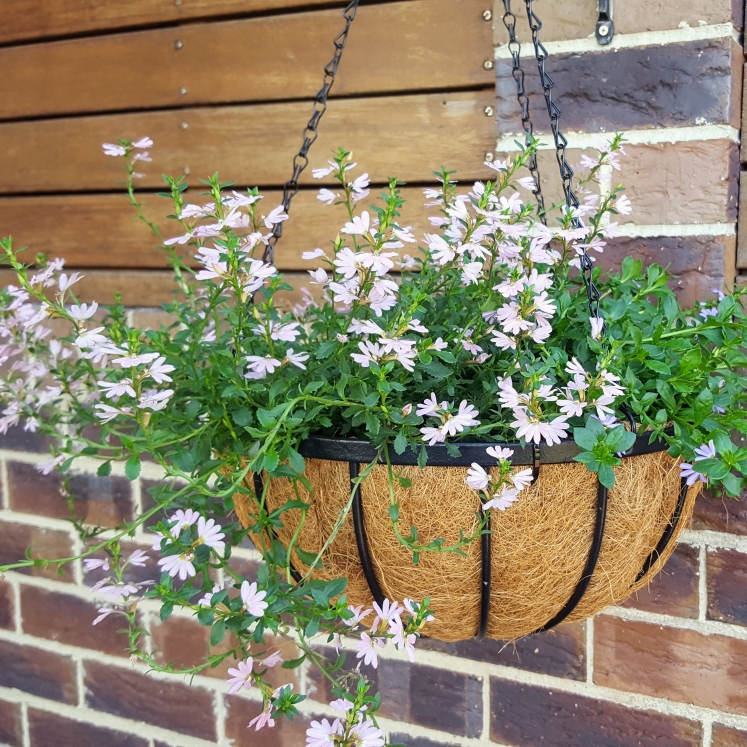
[0,0,492,119]
[0,91,496,193]
[0,0,343,44]
[0,188,436,269]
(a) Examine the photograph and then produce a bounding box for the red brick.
[0,519,74,582]
[418,620,586,680]
[151,615,298,689]
[7,461,132,525]
[490,677,702,747]
[0,581,14,630]
[28,708,148,747]
[21,585,132,656]
[600,236,737,310]
[0,426,52,452]
[496,40,741,133]
[594,617,747,715]
[225,694,312,747]
[0,639,77,704]
[713,723,747,747]
[83,660,216,740]
[693,490,747,534]
[707,549,747,626]
[0,699,23,747]
[388,735,461,747]
[622,544,699,619]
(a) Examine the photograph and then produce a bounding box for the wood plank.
[0,91,496,193]
[738,171,747,269]
[0,0,493,120]
[0,188,436,270]
[0,0,340,44]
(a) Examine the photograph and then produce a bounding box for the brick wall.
[3,2,747,747]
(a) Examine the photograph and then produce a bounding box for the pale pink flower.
[146,357,175,384]
[158,552,196,580]
[97,379,136,399]
[58,272,83,293]
[306,718,342,747]
[308,268,328,285]
[317,188,336,204]
[198,583,224,607]
[92,607,117,625]
[170,508,200,534]
[260,651,284,669]
[138,389,174,412]
[353,632,384,668]
[466,463,490,491]
[94,403,132,423]
[114,351,159,367]
[420,426,446,445]
[37,454,65,475]
[285,348,310,370]
[350,340,382,368]
[132,136,153,149]
[372,599,402,630]
[484,487,521,511]
[416,393,444,417]
[102,143,126,156]
[248,706,275,731]
[590,316,605,340]
[263,206,288,228]
[302,248,326,260]
[84,558,110,572]
[89,578,139,602]
[245,355,282,379]
[486,445,514,461]
[341,211,371,236]
[344,605,372,627]
[615,194,632,215]
[391,619,417,662]
[125,549,149,568]
[196,517,225,552]
[226,659,254,694]
[440,401,480,437]
[241,580,268,617]
[512,468,534,491]
[349,718,386,747]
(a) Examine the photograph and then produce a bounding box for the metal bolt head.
[181,121,189,129]
[484,106,494,117]
[174,0,181,4]
[482,9,493,21]
[483,60,494,70]
[179,87,188,95]
[174,40,184,50]
[183,166,190,175]
[485,152,495,162]
[598,24,609,36]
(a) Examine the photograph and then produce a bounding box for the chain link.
[522,0,601,323]
[500,0,545,221]
[263,0,360,265]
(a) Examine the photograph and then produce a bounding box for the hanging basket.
[233,432,697,642]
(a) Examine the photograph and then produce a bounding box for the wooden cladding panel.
[0,188,435,270]
[0,0,344,44]
[0,91,496,193]
[0,0,493,120]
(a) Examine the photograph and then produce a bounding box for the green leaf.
[305,617,319,638]
[97,461,112,477]
[695,458,730,480]
[288,449,306,474]
[722,472,743,497]
[316,341,338,359]
[232,407,253,426]
[693,388,714,425]
[389,503,400,522]
[210,618,226,646]
[655,381,676,412]
[421,360,452,379]
[598,463,616,489]
[662,295,678,325]
[393,431,408,455]
[296,547,323,569]
[644,360,671,376]
[605,426,636,453]
[574,427,599,452]
[281,654,307,670]
[159,602,174,621]
[262,449,279,473]
[197,608,215,626]
[125,455,141,481]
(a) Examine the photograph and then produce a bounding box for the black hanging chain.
[262,0,360,265]
[500,0,546,222]
[503,0,602,324]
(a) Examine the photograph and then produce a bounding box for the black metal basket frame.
[285,431,689,640]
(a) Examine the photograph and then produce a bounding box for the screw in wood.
[179,87,188,95]
[181,122,189,129]
[484,106,494,117]
[482,9,492,20]
[485,152,495,162]
[174,40,184,50]
[483,60,494,70]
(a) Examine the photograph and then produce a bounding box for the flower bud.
[401,404,413,417]
[336,334,348,343]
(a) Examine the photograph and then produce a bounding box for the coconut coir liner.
[233,452,697,641]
